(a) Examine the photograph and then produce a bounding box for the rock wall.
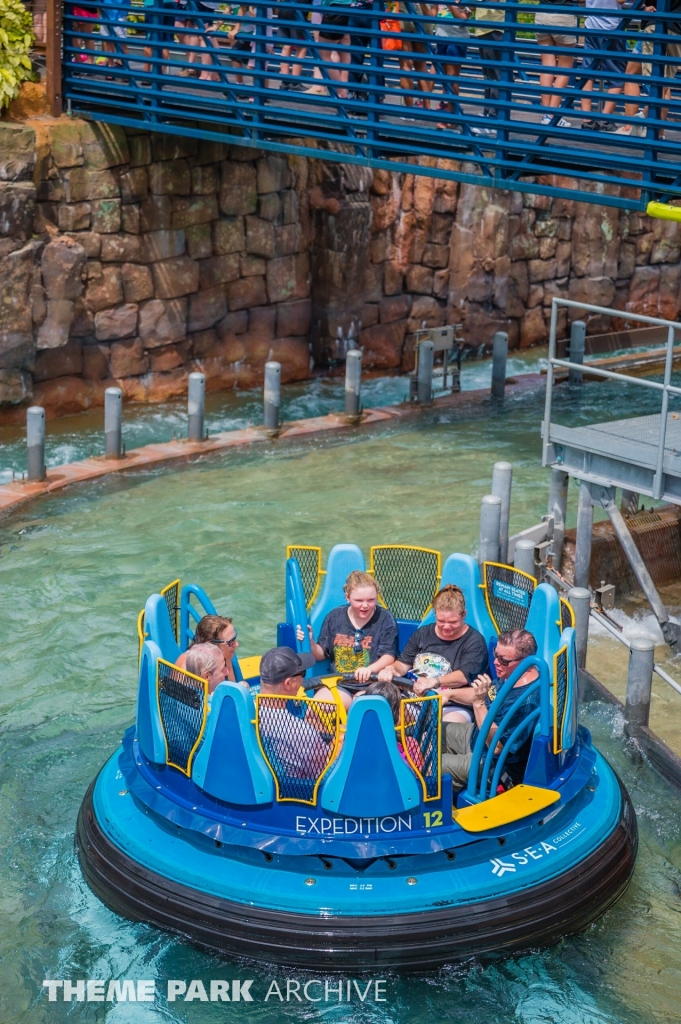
[1,118,680,421]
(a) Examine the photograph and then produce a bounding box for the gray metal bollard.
[26,406,46,481]
[345,348,362,419]
[624,637,655,736]
[417,340,434,405]
[187,372,206,441]
[568,320,586,385]
[492,461,513,563]
[104,386,123,458]
[548,468,569,568]
[514,538,536,578]
[264,361,281,432]
[574,480,593,590]
[479,494,502,566]
[568,586,591,670]
[491,331,508,399]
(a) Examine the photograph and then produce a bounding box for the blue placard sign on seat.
[493,579,530,608]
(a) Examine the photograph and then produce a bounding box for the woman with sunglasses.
[302,570,398,684]
[176,614,239,681]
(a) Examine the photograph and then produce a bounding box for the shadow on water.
[1,383,680,1023]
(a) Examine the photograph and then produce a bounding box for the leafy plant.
[0,0,35,110]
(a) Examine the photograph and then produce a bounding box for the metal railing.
[590,603,681,697]
[542,298,681,499]
[54,0,681,209]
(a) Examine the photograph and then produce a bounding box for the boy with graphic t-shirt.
[305,571,398,682]
[378,584,488,723]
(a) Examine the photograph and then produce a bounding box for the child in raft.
[298,570,398,707]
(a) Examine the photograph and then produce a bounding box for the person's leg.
[479,30,502,118]
[280,42,292,78]
[399,57,415,107]
[291,46,306,78]
[550,52,574,107]
[441,721,475,787]
[538,40,557,108]
[580,79,594,114]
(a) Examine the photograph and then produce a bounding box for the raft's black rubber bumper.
[76,777,637,971]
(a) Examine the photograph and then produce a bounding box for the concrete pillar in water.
[568,586,591,670]
[568,320,586,385]
[514,538,536,578]
[345,349,362,419]
[492,461,512,563]
[479,494,501,567]
[187,372,205,441]
[104,387,123,458]
[491,331,508,399]
[264,361,281,432]
[548,468,569,568]
[625,637,655,736]
[574,480,593,590]
[26,406,45,481]
[417,340,434,405]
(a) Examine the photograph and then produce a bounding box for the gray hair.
[186,643,223,680]
[497,629,537,660]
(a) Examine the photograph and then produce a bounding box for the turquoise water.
[0,354,542,484]
[1,386,681,1023]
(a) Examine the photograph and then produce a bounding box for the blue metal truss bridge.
[60,0,681,213]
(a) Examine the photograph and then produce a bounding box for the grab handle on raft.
[340,673,415,692]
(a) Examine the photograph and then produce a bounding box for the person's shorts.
[581,32,627,81]
[277,8,307,41]
[665,38,681,79]
[99,6,130,39]
[319,8,349,42]
[435,38,467,61]
[631,23,654,76]
[230,37,253,63]
[534,10,577,49]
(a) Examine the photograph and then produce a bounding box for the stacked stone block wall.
[1,120,680,420]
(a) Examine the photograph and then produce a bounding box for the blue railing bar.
[76,107,668,211]
[489,707,542,798]
[464,656,550,803]
[65,96,681,198]
[477,680,544,800]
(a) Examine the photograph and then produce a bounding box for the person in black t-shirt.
[302,570,398,682]
[378,584,488,723]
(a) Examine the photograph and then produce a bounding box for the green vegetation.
[0,0,34,109]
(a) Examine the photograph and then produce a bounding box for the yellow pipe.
[646,201,681,222]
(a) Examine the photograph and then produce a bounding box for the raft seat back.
[136,639,166,765]
[552,626,579,757]
[525,583,562,665]
[179,584,244,681]
[422,553,497,641]
[309,544,365,637]
[192,683,274,805]
[144,593,180,665]
[320,696,421,816]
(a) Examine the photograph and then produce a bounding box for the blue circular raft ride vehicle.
[77,546,637,970]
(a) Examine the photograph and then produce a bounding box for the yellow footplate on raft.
[454,785,560,833]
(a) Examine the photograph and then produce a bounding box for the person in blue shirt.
[441,627,540,788]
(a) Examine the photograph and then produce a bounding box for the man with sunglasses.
[441,628,539,789]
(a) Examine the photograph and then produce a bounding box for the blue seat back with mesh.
[192,683,274,805]
[421,553,496,640]
[525,583,562,665]
[309,544,365,636]
[136,639,166,765]
[320,695,421,817]
[144,593,180,664]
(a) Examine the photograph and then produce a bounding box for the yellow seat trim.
[453,785,560,833]
[238,655,262,679]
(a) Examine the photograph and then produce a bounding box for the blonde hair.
[344,570,379,598]
[432,584,466,615]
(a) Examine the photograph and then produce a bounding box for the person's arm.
[470,673,499,748]
[356,612,398,681]
[377,659,410,681]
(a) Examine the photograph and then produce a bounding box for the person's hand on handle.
[376,665,396,682]
[354,665,373,683]
[413,675,435,696]
[295,623,314,644]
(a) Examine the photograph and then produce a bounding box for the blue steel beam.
[62,0,681,211]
